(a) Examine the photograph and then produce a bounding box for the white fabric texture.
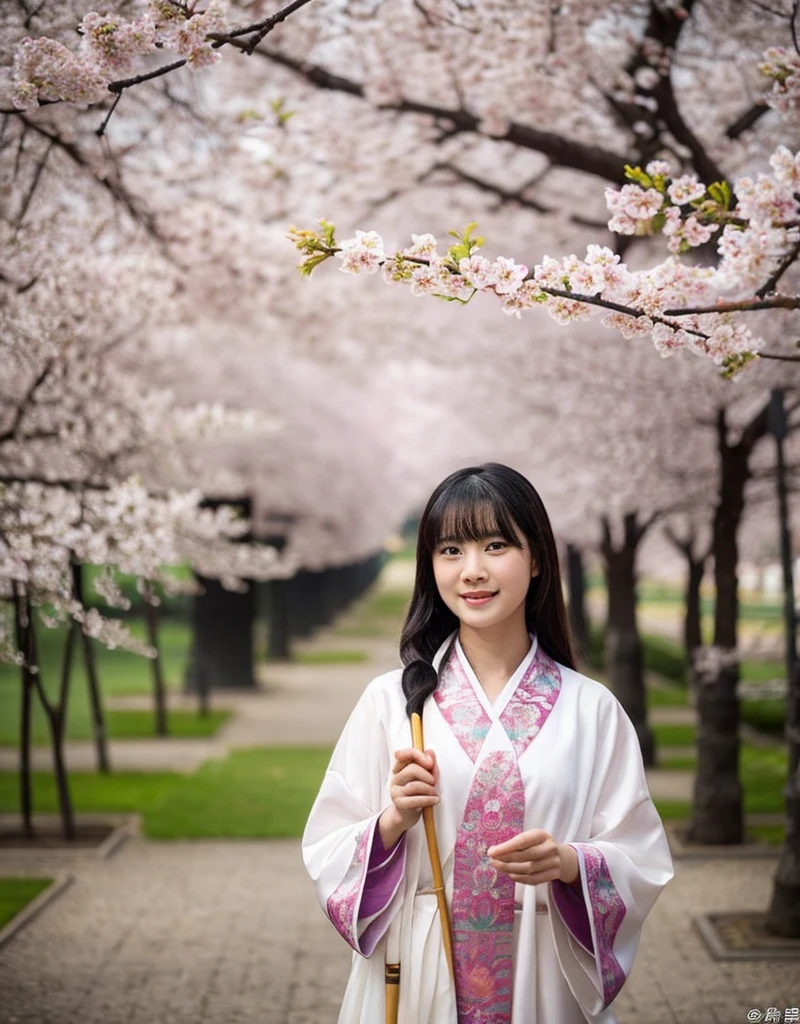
[302,635,673,1024]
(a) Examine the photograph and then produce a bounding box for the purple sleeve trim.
[573,842,628,1008]
[361,824,406,918]
[325,819,407,956]
[551,878,593,953]
[326,826,372,950]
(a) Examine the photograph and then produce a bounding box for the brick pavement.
[0,837,796,1024]
[1,588,795,1023]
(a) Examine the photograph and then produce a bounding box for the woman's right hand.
[378,747,439,848]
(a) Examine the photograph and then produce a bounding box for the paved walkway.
[0,837,796,1024]
[1,587,796,1022]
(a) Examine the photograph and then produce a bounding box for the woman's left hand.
[487,829,579,886]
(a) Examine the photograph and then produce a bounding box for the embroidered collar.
[433,635,562,761]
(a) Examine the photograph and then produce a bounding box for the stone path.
[0,837,797,1024]
[1,581,795,1023]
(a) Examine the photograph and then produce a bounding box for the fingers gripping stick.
[410,712,455,983]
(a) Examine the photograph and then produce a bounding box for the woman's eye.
[487,541,506,551]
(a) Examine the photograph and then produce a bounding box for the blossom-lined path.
[0,603,795,1023]
[0,631,695,802]
[0,833,795,1023]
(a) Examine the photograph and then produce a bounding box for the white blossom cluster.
[12,0,230,109]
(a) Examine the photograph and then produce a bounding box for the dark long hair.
[400,463,576,717]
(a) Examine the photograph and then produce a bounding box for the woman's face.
[431,524,538,633]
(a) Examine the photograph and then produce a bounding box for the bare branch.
[0,358,55,445]
[663,295,800,315]
[756,239,800,297]
[725,102,770,139]
[253,48,630,184]
[430,162,552,213]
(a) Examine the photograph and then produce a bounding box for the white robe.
[302,634,673,1024]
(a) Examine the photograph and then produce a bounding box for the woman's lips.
[461,592,497,606]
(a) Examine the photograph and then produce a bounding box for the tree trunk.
[766,389,800,936]
[662,524,708,676]
[684,556,705,659]
[29,608,76,840]
[13,586,34,839]
[601,512,655,767]
[686,404,768,844]
[767,658,800,935]
[71,564,110,773]
[143,582,168,736]
[267,578,292,661]
[186,574,256,692]
[566,543,590,664]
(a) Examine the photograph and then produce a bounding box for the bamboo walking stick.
[411,711,455,982]
[384,962,400,1024]
[385,914,401,1024]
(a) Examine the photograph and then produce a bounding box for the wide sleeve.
[302,678,407,957]
[547,694,674,1017]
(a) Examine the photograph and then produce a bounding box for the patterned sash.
[434,645,562,1023]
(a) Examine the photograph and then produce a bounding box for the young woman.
[303,463,673,1024]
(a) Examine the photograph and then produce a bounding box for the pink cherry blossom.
[667,175,706,205]
[490,256,528,295]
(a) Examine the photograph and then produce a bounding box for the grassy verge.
[332,588,410,639]
[294,649,368,665]
[89,708,230,740]
[653,723,696,747]
[0,746,332,839]
[0,878,52,929]
[0,620,192,745]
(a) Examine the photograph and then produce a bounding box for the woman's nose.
[461,553,488,581]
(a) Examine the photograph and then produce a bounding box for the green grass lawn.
[656,745,787,818]
[0,878,52,929]
[653,723,697,747]
[0,746,332,839]
[0,619,192,745]
[90,708,230,740]
[332,587,410,639]
[646,682,690,708]
[294,649,368,665]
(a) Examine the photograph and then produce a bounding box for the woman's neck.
[458,618,532,699]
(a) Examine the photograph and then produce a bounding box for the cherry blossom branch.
[0,358,55,444]
[209,0,316,52]
[757,351,800,362]
[255,48,630,184]
[431,162,552,214]
[17,114,162,241]
[756,237,800,296]
[106,59,188,97]
[663,295,800,315]
[11,0,319,137]
[538,286,711,341]
[95,0,317,134]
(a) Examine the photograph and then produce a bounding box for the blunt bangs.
[422,474,524,552]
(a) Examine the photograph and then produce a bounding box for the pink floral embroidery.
[452,751,525,1024]
[575,843,627,1007]
[326,826,371,951]
[435,648,491,761]
[500,647,561,758]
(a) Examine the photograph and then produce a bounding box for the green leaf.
[720,350,757,378]
[624,165,653,189]
[298,252,332,277]
[707,180,731,209]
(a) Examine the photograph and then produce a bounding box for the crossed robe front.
[302,634,673,1024]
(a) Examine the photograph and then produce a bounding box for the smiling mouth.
[461,592,497,605]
